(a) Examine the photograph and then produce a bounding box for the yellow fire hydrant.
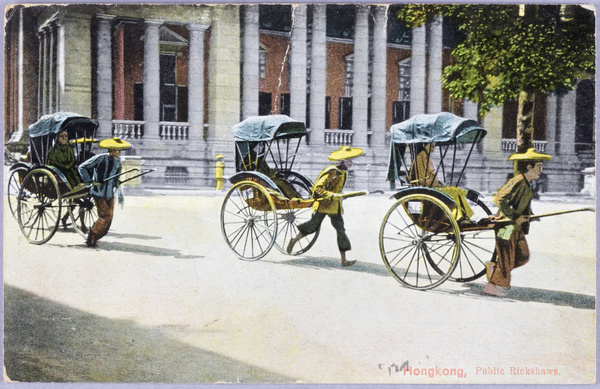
[214,153,225,190]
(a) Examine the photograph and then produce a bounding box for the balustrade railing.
[112,120,191,140]
[324,129,354,145]
[501,139,547,153]
[112,120,144,139]
[160,122,190,140]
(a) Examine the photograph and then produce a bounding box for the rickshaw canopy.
[28,112,98,138]
[232,115,306,142]
[390,112,486,145]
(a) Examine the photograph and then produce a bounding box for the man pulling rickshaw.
[286,145,365,267]
[483,148,550,297]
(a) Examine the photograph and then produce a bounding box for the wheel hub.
[281,211,296,223]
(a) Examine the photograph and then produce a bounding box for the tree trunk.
[514,90,535,174]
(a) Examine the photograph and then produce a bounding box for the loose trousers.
[490,228,530,288]
[298,212,351,252]
[89,196,115,242]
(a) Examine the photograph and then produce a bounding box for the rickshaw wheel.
[17,169,62,245]
[69,195,98,237]
[379,194,461,290]
[221,181,278,260]
[7,166,28,219]
[273,174,320,255]
[447,198,496,282]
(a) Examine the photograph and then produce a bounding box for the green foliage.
[398,4,595,115]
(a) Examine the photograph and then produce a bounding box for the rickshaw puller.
[78,137,130,248]
[287,146,364,267]
[485,148,551,297]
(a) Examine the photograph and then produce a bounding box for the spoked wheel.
[448,198,497,282]
[17,169,62,245]
[273,174,320,255]
[69,195,98,237]
[221,181,278,260]
[7,166,28,219]
[379,194,461,290]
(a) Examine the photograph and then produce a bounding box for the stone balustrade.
[324,129,354,145]
[501,139,547,152]
[112,120,144,139]
[160,122,190,140]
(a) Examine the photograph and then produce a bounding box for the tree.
[398,4,595,153]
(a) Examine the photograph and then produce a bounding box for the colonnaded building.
[4,4,596,193]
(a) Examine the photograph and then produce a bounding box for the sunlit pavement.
[3,188,596,384]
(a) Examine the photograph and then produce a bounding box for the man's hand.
[515,215,528,225]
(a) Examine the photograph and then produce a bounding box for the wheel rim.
[69,195,97,237]
[220,181,278,260]
[273,177,320,255]
[379,194,460,290]
[7,168,26,219]
[450,198,497,282]
[17,169,62,245]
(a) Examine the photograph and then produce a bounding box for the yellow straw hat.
[98,137,131,150]
[508,147,552,162]
[328,146,364,161]
[215,153,225,159]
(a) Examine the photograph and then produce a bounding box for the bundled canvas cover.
[28,112,98,138]
[387,113,486,183]
[232,115,306,142]
[389,112,486,145]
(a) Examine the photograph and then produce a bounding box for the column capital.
[144,19,163,27]
[188,22,210,33]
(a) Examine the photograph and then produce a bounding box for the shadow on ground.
[4,285,296,383]
[276,258,595,310]
[62,241,204,260]
[272,256,392,277]
[455,283,596,309]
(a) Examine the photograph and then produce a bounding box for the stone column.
[40,29,48,115]
[242,5,259,119]
[557,89,577,159]
[482,105,503,156]
[371,5,388,146]
[96,14,114,139]
[208,6,240,140]
[463,100,479,121]
[58,13,92,116]
[37,30,43,117]
[309,4,327,145]
[290,4,307,123]
[143,20,161,140]
[47,25,55,113]
[427,16,443,114]
[410,24,427,116]
[188,23,210,141]
[352,5,369,146]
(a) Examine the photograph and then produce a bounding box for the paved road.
[3,191,596,384]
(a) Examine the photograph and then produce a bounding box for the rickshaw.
[380,112,497,290]
[8,112,100,244]
[220,115,319,260]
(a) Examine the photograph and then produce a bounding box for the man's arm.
[312,168,340,199]
[78,154,102,183]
